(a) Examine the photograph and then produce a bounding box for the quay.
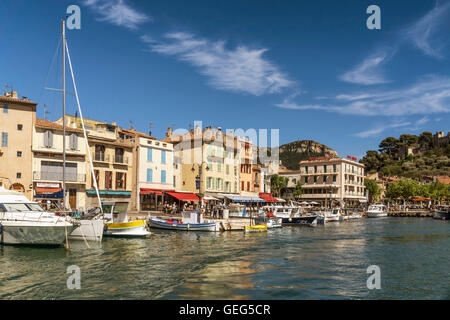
[388,210,433,218]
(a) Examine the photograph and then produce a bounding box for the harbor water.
[0,217,449,299]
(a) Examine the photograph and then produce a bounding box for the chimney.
[166,126,173,138]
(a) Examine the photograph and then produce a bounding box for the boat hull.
[366,212,388,218]
[281,216,317,227]
[0,222,76,246]
[69,220,104,242]
[244,225,268,233]
[104,220,150,237]
[433,210,450,220]
[148,218,218,231]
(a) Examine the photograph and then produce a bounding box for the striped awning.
[224,195,265,203]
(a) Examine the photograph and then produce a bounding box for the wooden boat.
[148,211,218,231]
[244,224,268,233]
[103,202,150,237]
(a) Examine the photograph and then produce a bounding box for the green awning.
[86,190,131,196]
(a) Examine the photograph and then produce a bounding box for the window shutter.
[124,173,127,189]
[147,148,152,162]
[48,131,53,148]
[147,169,152,182]
[161,170,166,183]
[44,130,49,147]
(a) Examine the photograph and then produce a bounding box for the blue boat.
[148,212,218,232]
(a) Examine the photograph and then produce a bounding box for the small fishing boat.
[103,202,150,237]
[255,213,282,229]
[148,211,218,232]
[244,224,268,233]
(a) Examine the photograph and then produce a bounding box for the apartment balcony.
[114,155,129,165]
[94,153,110,163]
[303,171,338,175]
[33,171,86,183]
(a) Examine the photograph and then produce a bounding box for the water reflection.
[0,218,449,299]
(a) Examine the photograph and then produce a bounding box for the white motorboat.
[263,203,317,227]
[366,204,388,218]
[0,188,77,246]
[317,209,341,223]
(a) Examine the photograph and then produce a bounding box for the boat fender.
[104,224,108,232]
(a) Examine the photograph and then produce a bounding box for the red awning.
[35,187,62,194]
[260,196,278,202]
[167,192,199,202]
[140,188,163,195]
[259,193,278,202]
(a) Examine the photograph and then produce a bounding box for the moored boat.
[103,202,150,237]
[433,206,450,220]
[148,211,218,231]
[0,187,77,246]
[366,204,388,218]
[244,224,268,233]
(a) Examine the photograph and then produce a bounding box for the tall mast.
[62,19,66,213]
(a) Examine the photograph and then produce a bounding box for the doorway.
[69,188,77,209]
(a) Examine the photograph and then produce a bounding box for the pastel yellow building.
[58,115,134,208]
[0,91,37,200]
[32,118,87,209]
[163,126,240,198]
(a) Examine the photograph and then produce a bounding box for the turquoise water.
[0,218,449,299]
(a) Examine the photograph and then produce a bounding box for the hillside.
[360,131,450,178]
[263,140,338,170]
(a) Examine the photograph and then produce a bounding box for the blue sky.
[1,0,449,159]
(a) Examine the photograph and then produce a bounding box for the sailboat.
[49,19,104,242]
[59,19,149,239]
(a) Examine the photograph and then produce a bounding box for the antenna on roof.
[148,121,153,136]
[43,104,50,120]
[129,120,135,130]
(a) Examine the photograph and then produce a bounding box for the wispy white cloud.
[402,1,450,59]
[146,32,294,96]
[277,75,450,116]
[354,121,411,138]
[340,48,394,85]
[83,0,151,30]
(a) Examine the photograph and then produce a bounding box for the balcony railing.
[33,171,86,183]
[114,155,129,164]
[94,153,110,162]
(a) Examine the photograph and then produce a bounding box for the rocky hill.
[263,140,338,170]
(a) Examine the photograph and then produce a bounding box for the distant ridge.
[263,140,338,170]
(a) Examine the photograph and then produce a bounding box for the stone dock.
[388,210,433,218]
[128,211,256,231]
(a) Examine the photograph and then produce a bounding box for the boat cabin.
[102,201,130,223]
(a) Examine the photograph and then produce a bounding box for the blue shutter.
[148,148,153,162]
[3,104,8,114]
[161,170,166,183]
[147,169,152,182]
[161,150,166,164]
[1,132,7,147]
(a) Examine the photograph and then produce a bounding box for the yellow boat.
[244,224,268,233]
[102,202,150,237]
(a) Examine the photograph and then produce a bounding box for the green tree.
[378,137,400,157]
[293,181,303,199]
[364,179,380,203]
[270,175,288,197]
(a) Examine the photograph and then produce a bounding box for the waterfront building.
[32,119,87,209]
[278,167,302,199]
[58,115,134,207]
[163,126,240,199]
[0,91,37,200]
[299,157,366,206]
[120,128,174,211]
[239,138,259,197]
